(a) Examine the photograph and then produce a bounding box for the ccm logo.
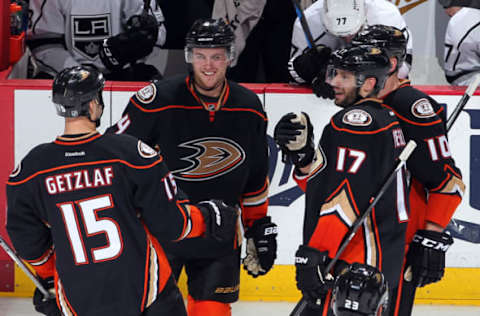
[413,235,451,251]
[295,256,308,264]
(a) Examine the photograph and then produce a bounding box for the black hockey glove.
[295,245,334,308]
[312,75,335,99]
[405,230,454,287]
[243,216,278,277]
[99,13,159,71]
[33,277,61,316]
[198,200,238,242]
[290,45,331,83]
[274,112,315,168]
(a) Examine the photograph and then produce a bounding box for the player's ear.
[361,77,377,96]
[389,57,398,73]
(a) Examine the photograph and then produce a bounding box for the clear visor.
[326,65,364,90]
[184,46,235,63]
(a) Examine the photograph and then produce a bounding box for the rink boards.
[0,81,479,305]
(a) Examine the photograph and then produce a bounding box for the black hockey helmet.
[331,263,388,316]
[52,66,105,118]
[184,18,235,62]
[352,25,407,65]
[329,45,391,94]
[438,0,480,9]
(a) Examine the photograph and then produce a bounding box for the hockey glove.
[295,245,334,308]
[198,200,238,242]
[33,276,61,316]
[99,13,159,71]
[290,45,331,83]
[273,112,315,168]
[243,216,278,277]
[404,230,454,287]
[312,75,335,99]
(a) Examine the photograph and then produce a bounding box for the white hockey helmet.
[321,0,366,37]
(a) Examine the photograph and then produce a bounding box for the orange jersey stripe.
[382,103,443,126]
[331,119,399,135]
[7,157,163,186]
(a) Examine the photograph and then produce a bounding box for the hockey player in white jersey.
[28,0,166,81]
[440,0,480,86]
[289,0,412,98]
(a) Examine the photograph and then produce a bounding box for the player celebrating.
[274,45,409,316]
[439,0,480,85]
[6,66,238,316]
[288,0,412,98]
[107,19,277,316]
[352,24,465,316]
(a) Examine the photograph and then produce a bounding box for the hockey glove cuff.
[404,230,453,287]
[274,112,315,168]
[243,216,278,277]
[198,200,238,242]
[312,75,335,100]
[33,276,61,316]
[295,245,334,308]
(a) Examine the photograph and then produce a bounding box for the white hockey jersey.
[28,0,166,75]
[290,0,413,82]
[443,7,480,86]
[212,0,267,67]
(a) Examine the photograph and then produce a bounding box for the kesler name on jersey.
[45,167,114,194]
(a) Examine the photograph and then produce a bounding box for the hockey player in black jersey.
[107,19,277,316]
[352,25,465,316]
[6,66,239,316]
[274,46,409,316]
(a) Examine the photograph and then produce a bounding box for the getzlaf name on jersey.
[6,132,195,316]
[107,74,269,258]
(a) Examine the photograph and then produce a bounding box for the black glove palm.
[243,216,278,277]
[274,112,315,168]
[291,45,331,83]
[405,230,454,287]
[99,13,159,70]
[33,277,61,316]
[198,200,238,242]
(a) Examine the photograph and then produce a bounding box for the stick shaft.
[446,74,480,132]
[291,0,315,48]
[0,236,52,298]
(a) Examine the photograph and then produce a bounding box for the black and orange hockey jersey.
[106,75,269,257]
[382,81,465,242]
[6,132,205,316]
[302,99,409,289]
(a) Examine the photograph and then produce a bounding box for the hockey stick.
[440,74,480,240]
[446,74,480,132]
[291,0,315,48]
[290,140,417,316]
[0,236,54,299]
